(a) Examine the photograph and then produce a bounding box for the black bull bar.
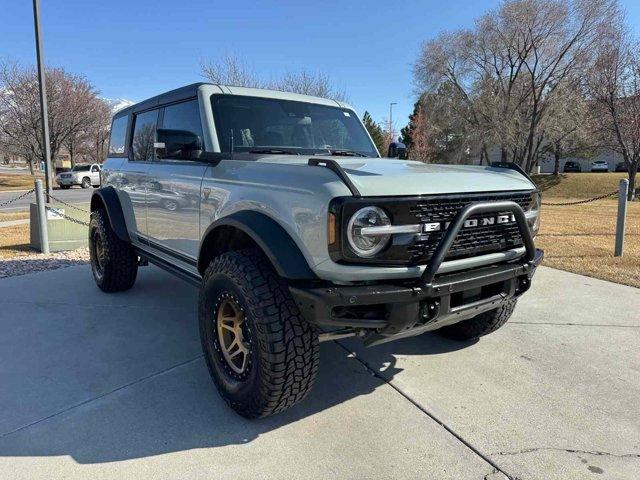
[420,200,537,285]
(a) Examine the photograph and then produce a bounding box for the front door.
[145,99,207,261]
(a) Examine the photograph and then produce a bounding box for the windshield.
[72,165,91,172]
[211,95,379,157]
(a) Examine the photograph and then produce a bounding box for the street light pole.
[32,0,53,202]
[389,102,397,144]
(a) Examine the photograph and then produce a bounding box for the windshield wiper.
[248,148,300,155]
[321,149,368,158]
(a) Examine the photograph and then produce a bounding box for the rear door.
[119,108,160,240]
[145,98,207,261]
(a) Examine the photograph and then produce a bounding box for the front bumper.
[291,249,542,345]
[56,177,77,185]
[290,200,543,346]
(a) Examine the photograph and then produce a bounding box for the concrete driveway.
[0,265,637,479]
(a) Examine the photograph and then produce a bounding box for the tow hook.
[421,299,441,323]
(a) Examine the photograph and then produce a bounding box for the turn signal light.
[328,213,337,245]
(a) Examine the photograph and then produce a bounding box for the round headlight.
[347,206,391,257]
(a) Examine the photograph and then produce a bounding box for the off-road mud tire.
[88,208,138,292]
[199,248,320,418]
[435,299,517,340]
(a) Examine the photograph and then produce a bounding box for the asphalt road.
[0,187,93,212]
[0,265,637,479]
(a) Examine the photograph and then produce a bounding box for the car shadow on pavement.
[0,338,476,465]
[0,266,477,464]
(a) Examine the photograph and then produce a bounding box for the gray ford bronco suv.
[90,83,543,418]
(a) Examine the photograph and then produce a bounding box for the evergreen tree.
[400,100,420,150]
[361,111,385,155]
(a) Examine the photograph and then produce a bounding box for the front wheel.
[81,177,91,188]
[435,299,517,341]
[199,249,319,418]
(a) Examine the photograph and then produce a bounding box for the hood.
[256,156,536,196]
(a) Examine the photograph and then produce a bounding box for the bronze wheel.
[216,295,251,376]
[91,229,106,277]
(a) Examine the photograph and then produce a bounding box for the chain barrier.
[44,205,90,227]
[47,193,90,213]
[542,191,618,206]
[46,192,91,226]
[0,188,35,207]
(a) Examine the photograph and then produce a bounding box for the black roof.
[114,82,208,117]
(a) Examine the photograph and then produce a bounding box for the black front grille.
[329,191,535,266]
[406,192,532,263]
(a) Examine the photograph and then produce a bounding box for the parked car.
[563,161,581,173]
[56,163,102,188]
[89,83,543,418]
[590,160,609,173]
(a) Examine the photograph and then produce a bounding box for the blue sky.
[2,0,639,133]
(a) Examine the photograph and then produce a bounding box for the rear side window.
[160,99,204,159]
[108,115,128,156]
[131,109,159,161]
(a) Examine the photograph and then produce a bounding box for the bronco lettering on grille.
[422,214,516,233]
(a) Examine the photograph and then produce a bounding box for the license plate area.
[449,280,508,309]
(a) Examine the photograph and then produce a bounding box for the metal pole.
[32,0,53,203]
[389,102,397,144]
[614,178,628,257]
[35,179,49,254]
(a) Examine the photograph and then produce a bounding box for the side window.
[131,109,159,161]
[108,115,128,156]
[91,165,100,173]
[158,99,204,160]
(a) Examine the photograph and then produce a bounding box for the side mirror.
[387,142,407,159]
[156,128,203,160]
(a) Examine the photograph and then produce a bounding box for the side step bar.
[136,247,201,287]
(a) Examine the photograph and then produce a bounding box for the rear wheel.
[89,209,138,292]
[81,177,91,188]
[435,299,517,340]
[199,249,319,418]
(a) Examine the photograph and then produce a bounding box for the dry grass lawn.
[537,198,640,288]
[0,173,43,191]
[0,211,30,223]
[532,172,629,198]
[0,224,31,259]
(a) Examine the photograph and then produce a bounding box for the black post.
[32,0,53,202]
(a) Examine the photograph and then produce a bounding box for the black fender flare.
[198,210,318,281]
[90,186,130,242]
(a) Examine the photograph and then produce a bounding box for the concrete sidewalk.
[0,265,637,479]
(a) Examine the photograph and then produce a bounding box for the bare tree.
[201,54,347,102]
[64,95,111,165]
[0,62,108,174]
[412,0,616,172]
[589,24,640,199]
